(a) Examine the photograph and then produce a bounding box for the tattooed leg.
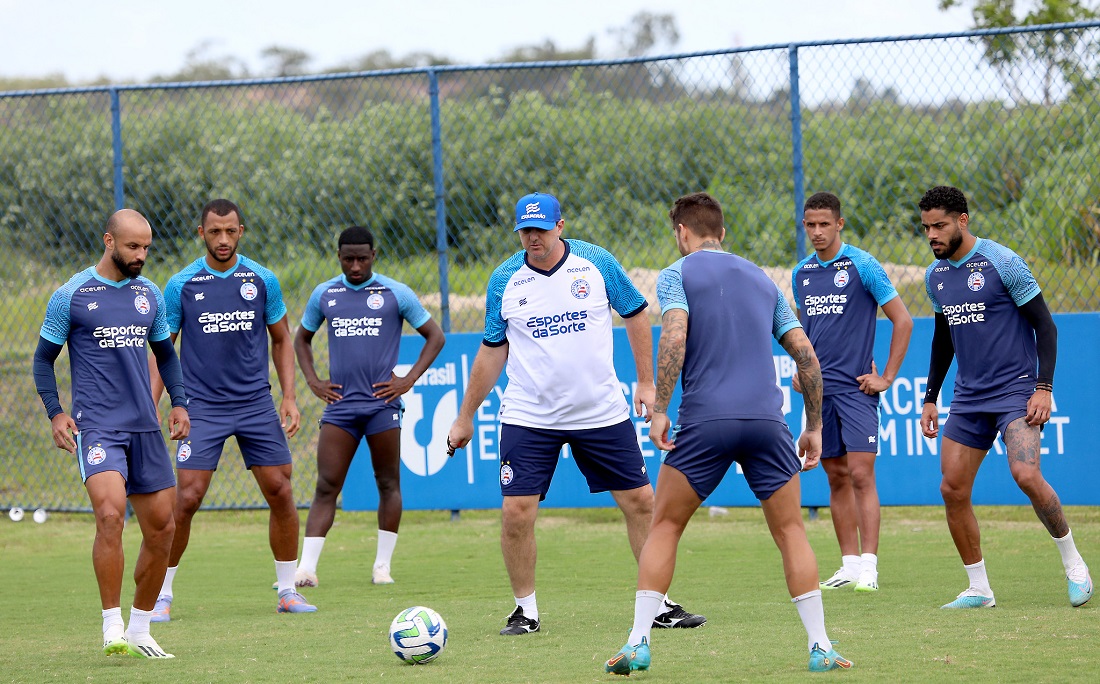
[1004,417,1069,538]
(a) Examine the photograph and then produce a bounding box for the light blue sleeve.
[40,287,74,345]
[925,263,942,313]
[772,284,802,341]
[983,240,1041,306]
[163,274,184,333]
[147,281,171,342]
[850,247,898,306]
[39,269,91,345]
[301,281,330,332]
[570,240,647,317]
[378,275,432,329]
[247,258,288,325]
[483,257,523,345]
[656,259,688,315]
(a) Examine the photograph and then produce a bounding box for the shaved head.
[106,208,151,238]
[102,209,153,279]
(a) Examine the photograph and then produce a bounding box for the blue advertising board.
[343,313,1099,510]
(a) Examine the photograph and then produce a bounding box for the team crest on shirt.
[87,444,107,466]
[133,294,151,314]
[367,293,385,310]
[570,278,590,299]
[500,464,514,486]
[833,269,849,288]
[967,271,985,291]
[176,441,192,463]
[240,281,258,300]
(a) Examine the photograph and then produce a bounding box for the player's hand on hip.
[791,372,802,394]
[856,362,890,395]
[446,417,474,458]
[920,402,939,438]
[1026,389,1052,426]
[634,381,656,422]
[373,373,414,403]
[649,412,674,451]
[280,398,301,438]
[167,407,190,440]
[797,429,821,471]
[51,413,78,453]
[309,378,343,404]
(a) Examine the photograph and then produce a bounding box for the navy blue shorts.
[943,390,1032,451]
[821,392,880,459]
[321,399,403,441]
[176,400,291,470]
[77,428,175,495]
[498,420,651,499]
[664,419,801,501]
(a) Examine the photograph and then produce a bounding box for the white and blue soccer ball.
[389,606,448,664]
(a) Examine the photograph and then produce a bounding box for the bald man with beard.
[34,209,191,659]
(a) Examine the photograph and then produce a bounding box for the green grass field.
[1,505,1097,683]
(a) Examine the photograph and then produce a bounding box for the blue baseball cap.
[514,192,562,231]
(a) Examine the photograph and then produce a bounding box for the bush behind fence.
[3,23,1099,511]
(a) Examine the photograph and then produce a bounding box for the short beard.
[932,231,964,259]
[112,250,144,278]
[207,243,236,263]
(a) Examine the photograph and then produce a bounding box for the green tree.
[939,1,1099,103]
[260,45,312,77]
[155,39,250,82]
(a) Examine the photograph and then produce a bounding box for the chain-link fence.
[4,22,1099,511]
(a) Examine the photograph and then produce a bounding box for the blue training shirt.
[163,256,286,406]
[657,250,801,425]
[792,243,898,395]
[40,267,171,431]
[925,237,1041,406]
[302,273,431,406]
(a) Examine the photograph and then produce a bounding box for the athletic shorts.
[943,389,1033,451]
[498,420,650,499]
[76,427,175,495]
[665,419,801,501]
[176,399,291,470]
[321,399,403,442]
[821,392,880,459]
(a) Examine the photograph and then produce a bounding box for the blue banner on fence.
[342,313,1098,510]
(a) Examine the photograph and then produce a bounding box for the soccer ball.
[389,606,448,664]
[8,507,23,522]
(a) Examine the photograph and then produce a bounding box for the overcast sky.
[2,0,975,82]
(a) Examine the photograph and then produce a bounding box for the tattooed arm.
[779,327,823,470]
[779,327,822,429]
[649,308,687,451]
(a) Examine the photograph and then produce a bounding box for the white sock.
[375,530,398,568]
[275,559,298,595]
[1053,529,1084,573]
[299,537,326,574]
[841,554,861,575]
[102,607,124,638]
[861,553,878,575]
[126,606,153,639]
[159,565,178,598]
[515,592,538,621]
[792,590,830,652]
[628,590,665,646]
[964,559,993,595]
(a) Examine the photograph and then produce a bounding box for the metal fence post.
[428,69,451,333]
[110,87,124,211]
[788,45,806,261]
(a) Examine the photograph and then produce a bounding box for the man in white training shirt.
[446,192,705,636]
